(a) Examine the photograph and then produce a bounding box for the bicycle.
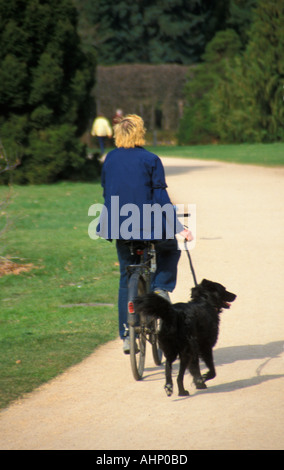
[126,241,163,381]
[124,213,192,381]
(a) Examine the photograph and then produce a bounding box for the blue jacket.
[97,146,182,240]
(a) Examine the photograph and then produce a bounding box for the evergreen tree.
[212,0,284,143]
[227,0,259,47]
[177,0,284,144]
[0,0,96,183]
[178,29,242,144]
[80,0,230,65]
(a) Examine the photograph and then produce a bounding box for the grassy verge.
[147,142,284,166]
[0,182,119,409]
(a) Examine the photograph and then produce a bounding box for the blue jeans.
[97,136,105,154]
[116,239,181,339]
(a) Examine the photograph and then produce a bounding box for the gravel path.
[0,157,283,450]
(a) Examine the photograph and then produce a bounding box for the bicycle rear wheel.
[128,272,147,380]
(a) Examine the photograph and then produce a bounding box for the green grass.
[147,142,284,166]
[0,182,119,409]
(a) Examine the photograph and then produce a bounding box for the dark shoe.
[123,337,139,354]
[123,337,130,354]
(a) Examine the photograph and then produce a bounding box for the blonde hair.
[114,114,146,148]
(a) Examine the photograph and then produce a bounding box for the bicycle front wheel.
[128,272,147,381]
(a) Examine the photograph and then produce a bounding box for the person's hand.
[180,228,194,242]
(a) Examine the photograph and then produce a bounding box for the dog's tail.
[134,293,173,322]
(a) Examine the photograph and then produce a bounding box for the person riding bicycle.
[97,114,193,353]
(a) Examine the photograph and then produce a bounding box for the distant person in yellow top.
[91,114,113,155]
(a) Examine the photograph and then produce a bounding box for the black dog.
[134,279,236,397]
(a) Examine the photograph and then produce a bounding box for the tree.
[178,29,242,144]
[227,0,260,47]
[0,0,97,184]
[79,0,231,65]
[177,0,284,145]
[212,0,284,143]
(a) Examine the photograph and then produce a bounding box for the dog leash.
[181,212,198,287]
[184,239,198,287]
